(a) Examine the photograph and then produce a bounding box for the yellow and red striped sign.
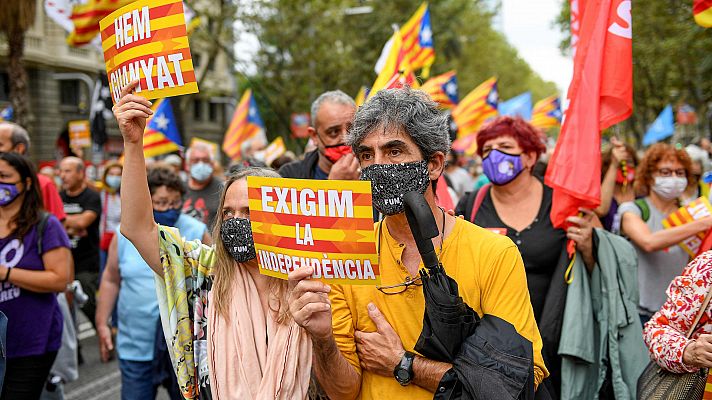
[662,197,712,257]
[247,177,380,285]
[99,0,199,103]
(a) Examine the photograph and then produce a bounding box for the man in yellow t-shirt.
[288,87,548,399]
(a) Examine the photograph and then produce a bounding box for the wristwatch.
[393,351,415,386]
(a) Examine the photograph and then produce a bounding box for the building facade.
[0,0,235,165]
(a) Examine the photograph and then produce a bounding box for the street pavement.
[62,312,170,400]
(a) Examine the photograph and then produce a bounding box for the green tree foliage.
[237,0,558,145]
[555,0,712,144]
[0,0,37,127]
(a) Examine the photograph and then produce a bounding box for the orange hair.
[634,143,693,195]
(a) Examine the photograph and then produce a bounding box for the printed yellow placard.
[68,120,91,148]
[247,176,380,285]
[662,197,712,256]
[99,0,199,103]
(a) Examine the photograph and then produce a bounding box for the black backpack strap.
[36,211,50,255]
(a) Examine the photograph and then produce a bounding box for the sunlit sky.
[501,0,572,96]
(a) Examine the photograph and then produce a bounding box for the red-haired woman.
[617,143,712,325]
[455,116,596,397]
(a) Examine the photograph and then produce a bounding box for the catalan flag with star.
[420,70,458,109]
[143,98,182,158]
[451,77,498,154]
[400,2,435,77]
[223,89,266,161]
[370,29,418,98]
[530,95,562,129]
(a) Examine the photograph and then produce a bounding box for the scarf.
[207,265,312,399]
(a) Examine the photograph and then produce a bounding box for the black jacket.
[278,150,320,179]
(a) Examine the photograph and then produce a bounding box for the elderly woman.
[113,81,312,399]
[617,143,712,325]
[643,250,712,373]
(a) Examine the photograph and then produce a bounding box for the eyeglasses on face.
[376,275,422,295]
[655,168,687,178]
[152,200,183,209]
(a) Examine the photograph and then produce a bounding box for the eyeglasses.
[152,200,182,209]
[655,168,687,177]
[376,275,422,295]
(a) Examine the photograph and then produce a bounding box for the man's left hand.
[355,303,404,377]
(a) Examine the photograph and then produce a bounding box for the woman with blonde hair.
[113,81,312,399]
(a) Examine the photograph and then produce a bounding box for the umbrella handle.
[403,191,440,269]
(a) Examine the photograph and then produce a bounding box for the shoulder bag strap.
[469,184,492,222]
[686,283,712,338]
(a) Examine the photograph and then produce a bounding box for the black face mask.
[360,160,431,215]
[220,217,256,262]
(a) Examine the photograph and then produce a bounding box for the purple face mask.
[0,182,21,207]
[482,149,524,186]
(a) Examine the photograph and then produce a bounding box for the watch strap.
[394,350,415,386]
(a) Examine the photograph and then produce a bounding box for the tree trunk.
[7,26,29,128]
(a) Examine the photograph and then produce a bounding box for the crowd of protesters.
[4,83,712,400]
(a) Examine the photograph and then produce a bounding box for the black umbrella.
[403,191,479,362]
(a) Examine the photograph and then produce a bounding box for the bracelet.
[2,267,10,283]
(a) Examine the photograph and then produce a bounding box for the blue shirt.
[116,214,207,361]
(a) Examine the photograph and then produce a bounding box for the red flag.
[545,0,632,229]
[435,175,454,211]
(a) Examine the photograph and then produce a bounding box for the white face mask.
[652,176,687,200]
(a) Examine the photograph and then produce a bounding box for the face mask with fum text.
[360,161,431,215]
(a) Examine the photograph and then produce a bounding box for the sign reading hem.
[247,177,380,285]
[99,0,199,103]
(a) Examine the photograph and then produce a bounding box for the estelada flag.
[370,30,418,98]
[400,3,436,78]
[694,0,712,27]
[450,77,498,155]
[143,98,182,158]
[222,89,266,161]
[420,70,458,109]
[544,0,632,229]
[530,96,562,129]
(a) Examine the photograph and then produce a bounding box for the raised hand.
[112,80,153,144]
[328,153,361,180]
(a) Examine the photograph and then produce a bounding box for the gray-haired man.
[288,87,547,399]
[278,90,360,180]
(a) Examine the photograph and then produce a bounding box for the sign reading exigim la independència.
[247,177,380,285]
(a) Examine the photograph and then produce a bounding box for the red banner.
[545,0,632,228]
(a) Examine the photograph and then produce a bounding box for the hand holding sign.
[112,81,153,144]
[287,266,333,340]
